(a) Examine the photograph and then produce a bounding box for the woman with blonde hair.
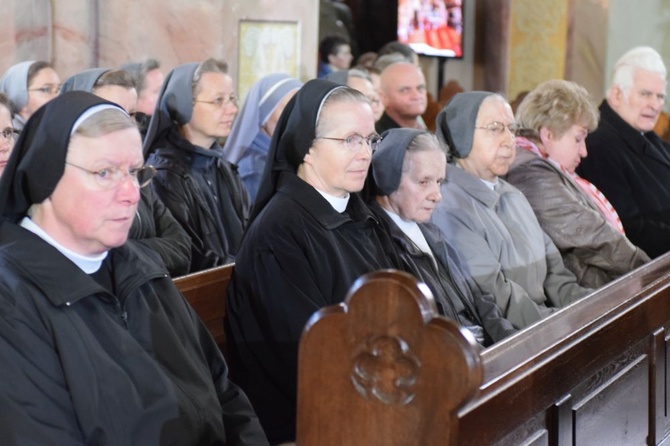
[507,79,649,288]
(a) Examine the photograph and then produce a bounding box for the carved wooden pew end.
[296,269,483,446]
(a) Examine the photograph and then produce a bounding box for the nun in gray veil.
[223,73,302,202]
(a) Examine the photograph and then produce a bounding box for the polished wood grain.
[296,270,482,446]
[173,263,233,358]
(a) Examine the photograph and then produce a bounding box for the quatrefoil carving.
[351,335,420,405]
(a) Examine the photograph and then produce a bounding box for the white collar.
[316,189,350,213]
[20,217,108,274]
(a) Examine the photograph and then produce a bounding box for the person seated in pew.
[431,91,593,329]
[1,60,61,131]
[143,59,250,273]
[506,79,650,288]
[226,79,402,444]
[0,91,267,445]
[0,93,19,178]
[368,128,517,345]
[223,73,303,203]
[576,46,670,258]
[61,68,191,277]
[120,58,166,138]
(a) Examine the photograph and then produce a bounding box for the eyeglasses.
[65,162,156,189]
[28,84,61,95]
[193,94,238,109]
[318,133,383,153]
[0,127,20,142]
[474,121,520,136]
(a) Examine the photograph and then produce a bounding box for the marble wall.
[1,0,319,102]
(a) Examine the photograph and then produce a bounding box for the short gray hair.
[610,46,667,94]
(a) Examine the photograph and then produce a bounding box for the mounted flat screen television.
[397,0,464,58]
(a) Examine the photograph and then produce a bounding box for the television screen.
[397,0,463,58]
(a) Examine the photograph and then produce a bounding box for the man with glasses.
[143,59,250,273]
[576,46,670,258]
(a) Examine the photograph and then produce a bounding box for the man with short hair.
[376,61,428,133]
[576,46,670,258]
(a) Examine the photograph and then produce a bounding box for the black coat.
[226,172,401,444]
[0,221,267,446]
[147,128,250,273]
[370,203,516,346]
[576,100,670,258]
[128,186,192,277]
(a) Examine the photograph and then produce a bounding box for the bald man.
[376,61,428,133]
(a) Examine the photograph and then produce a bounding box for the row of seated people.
[0,42,667,444]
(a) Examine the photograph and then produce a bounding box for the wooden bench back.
[173,263,233,358]
[296,270,482,446]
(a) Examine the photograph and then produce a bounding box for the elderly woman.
[431,92,592,329]
[61,67,191,277]
[368,128,516,345]
[0,60,60,130]
[0,91,266,444]
[227,79,400,444]
[223,73,302,202]
[506,79,649,288]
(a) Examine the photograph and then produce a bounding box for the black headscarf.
[0,91,121,222]
[142,62,198,158]
[60,68,110,94]
[371,128,426,196]
[250,78,346,224]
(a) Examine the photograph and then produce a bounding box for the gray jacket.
[431,164,592,329]
[506,147,649,288]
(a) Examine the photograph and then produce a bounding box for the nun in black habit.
[226,79,401,444]
[0,91,267,445]
[60,67,191,277]
[143,61,250,273]
[367,128,517,346]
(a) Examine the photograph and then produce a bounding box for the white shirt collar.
[316,189,350,213]
[20,217,108,274]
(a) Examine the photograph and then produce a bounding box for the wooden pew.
[173,263,233,358]
[297,254,670,445]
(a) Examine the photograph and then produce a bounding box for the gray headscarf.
[435,91,493,159]
[60,68,110,94]
[0,61,35,112]
[371,128,425,195]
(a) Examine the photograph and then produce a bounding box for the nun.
[431,91,592,329]
[143,59,250,273]
[223,73,302,202]
[0,60,61,130]
[0,91,267,445]
[61,67,191,277]
[368,128,516,346]
[226,79,400,444]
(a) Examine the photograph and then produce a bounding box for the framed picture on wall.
[238,20,301,102]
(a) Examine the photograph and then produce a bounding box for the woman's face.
[301,100,376,197]
[388,149,445,223]
[459,96,516,181]
[540,124,589,174]
[0,105,15,177]
[33,127,143,255]
[23,67,61,119]
[186,72,238,147]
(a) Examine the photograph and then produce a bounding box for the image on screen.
[397,0,464,58]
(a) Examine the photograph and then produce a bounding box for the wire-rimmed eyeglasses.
[65,162,157,189]
[0,127,20,143]
[193,94,238,109]
[317,133,383,153]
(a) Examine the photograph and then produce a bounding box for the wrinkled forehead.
[477,95,513,122]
